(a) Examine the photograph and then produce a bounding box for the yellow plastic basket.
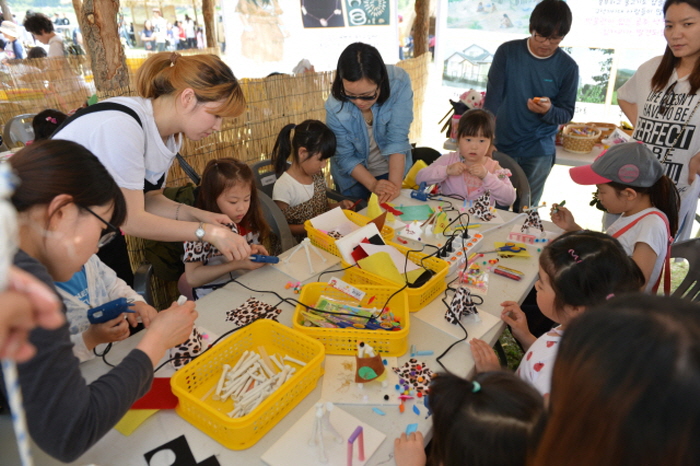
[293,283,410,356]
[341,242,448,313]
[304,209,395,257]
[171,319,325,450]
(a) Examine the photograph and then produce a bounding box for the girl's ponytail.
[271,123,296,177]
[649,175,680,237]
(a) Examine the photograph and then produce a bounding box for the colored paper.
[131,377,178,410]
[115,409,159,436]
[398,204,434,222]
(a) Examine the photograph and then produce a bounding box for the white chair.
[2,113,36,148]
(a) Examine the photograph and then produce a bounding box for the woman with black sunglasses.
[617,0,700,242]
[325,42,414,203]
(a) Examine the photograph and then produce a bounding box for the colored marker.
[552,200,566,213]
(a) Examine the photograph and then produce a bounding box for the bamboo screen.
[0,50,429,308]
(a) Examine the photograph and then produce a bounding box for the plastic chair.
[492,151,531,213]
[412,146,441,165]
[252,159,279,198]
[671,238,700,302]
[2,113,35,148]
[257,189,298,253]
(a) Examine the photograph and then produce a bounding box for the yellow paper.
[367,193,382,220]
[358,252,404,285]
[115,409,159,436]
[402,160,428,189]
[433,211,449,235]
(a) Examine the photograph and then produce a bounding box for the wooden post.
[71,0,83,17]
[202,0,215,50]
[0,1,12,23]
[413,0,429,57]
[80,0,130,91]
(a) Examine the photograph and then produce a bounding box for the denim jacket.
[325,65,414,194]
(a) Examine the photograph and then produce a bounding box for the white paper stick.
[2,359,33,466]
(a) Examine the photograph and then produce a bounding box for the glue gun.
[410,182,430,201]
[250,254,280,264]
[87,297,135,324]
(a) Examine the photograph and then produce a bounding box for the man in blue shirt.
[484,0,578,211]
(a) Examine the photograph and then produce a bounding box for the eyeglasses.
[342,87,379,101]
[80,205,119,248]
[532,33,564,45]
[658,81,677,116]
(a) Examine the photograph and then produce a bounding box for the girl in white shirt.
[271,119,354,239]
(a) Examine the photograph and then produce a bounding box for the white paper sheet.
[334,223,383,265]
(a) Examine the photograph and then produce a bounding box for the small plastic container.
[293,282,410,356]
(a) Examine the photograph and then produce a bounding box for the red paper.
[131,377,179,410]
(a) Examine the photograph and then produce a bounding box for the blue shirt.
[325,65,414,194]
[483,39,578,158]
[55,267,90,306]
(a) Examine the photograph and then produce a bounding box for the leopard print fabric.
[169,326,204,369]
[282,172,328,241]
[445,286,478,324]
[225,297,281,327]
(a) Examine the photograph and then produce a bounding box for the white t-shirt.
[47,34,65,57]
[272,172,314,207]
[606,207,669,292]
[366,122,388,177]
[53,97,181,190]
[152,16,167,43]
[617,56,700,241]
[516,326,563,397]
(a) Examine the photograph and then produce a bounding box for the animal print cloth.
[392,359,436,394]
[169,326,205,369]
[445,286,479,324]
[225,297,281,327]
[467,192,495,221]
[282,172,328,241]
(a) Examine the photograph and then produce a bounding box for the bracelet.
[175,203,182,221]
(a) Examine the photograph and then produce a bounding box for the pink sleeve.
[482,162,516,206]
[415,153,454,185]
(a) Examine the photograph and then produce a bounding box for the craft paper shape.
[400,220,423,241]
[467,193,495,221]
[392,359,436,395]
[368,211,387,231]
[169,326,205,369]
[321,355,400,405]
[115,409,158,436]
[131,377,179,410]
[398,204,434,222]
[354,342,386,384]
[366,193,382,220]
[357,252,424,286]
[261,402,386,466]
[433,211,450,235]
[225,297,281,326]
[335,223,383,265]
[144,435,220,466]
[273,242,340,282]
[445,287,480,324]
[493,242,531,258]
[402,159,429,189]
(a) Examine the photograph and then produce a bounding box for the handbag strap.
[51,102,201,186]
[611,211,672,295]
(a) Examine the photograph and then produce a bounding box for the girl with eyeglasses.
[325,42,414,203]
[618,0,700,242]
[5,140,198,462]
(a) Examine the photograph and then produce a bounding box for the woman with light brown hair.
[52,52,251,284]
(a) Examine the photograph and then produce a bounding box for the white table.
[443,139,604,167]
[1,194,558,466]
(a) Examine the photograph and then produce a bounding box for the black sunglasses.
[80,205,119,248]
[342,87,379,101]
[658,81,677,116]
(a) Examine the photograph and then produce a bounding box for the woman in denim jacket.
[325,42,414,202]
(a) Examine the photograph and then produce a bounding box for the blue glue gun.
[250,254,280,264]
[410,182,430,201]
[87,297,135,324]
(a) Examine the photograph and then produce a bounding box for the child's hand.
[251,244,269,255]
[467,163,488,179]
[338,199,356,210]
[84,315,131,349]
[470,338,502,373]
[501,301,536,350]
[394,431,426,466]
[127,301,157,328]
[446,162,468,176]
[549,205,578,231]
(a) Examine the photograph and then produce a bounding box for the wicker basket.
[562,124,601,154]
[585,122,617,143]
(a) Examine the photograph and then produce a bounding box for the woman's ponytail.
[649,175,680,237]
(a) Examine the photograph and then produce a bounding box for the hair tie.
[606,293,615,300]
[472,381,481,393]
[170,52,180,66]
[46,116,57,124]
[568,249,583,264]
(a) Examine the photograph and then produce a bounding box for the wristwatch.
[195,222,206,242]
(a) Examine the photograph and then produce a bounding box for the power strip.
[437,232,485,275]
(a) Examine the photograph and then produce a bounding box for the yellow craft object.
[402,160,428,189]
[433,211,449,235]
[115,409,159,436]
[367,193,382,220]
